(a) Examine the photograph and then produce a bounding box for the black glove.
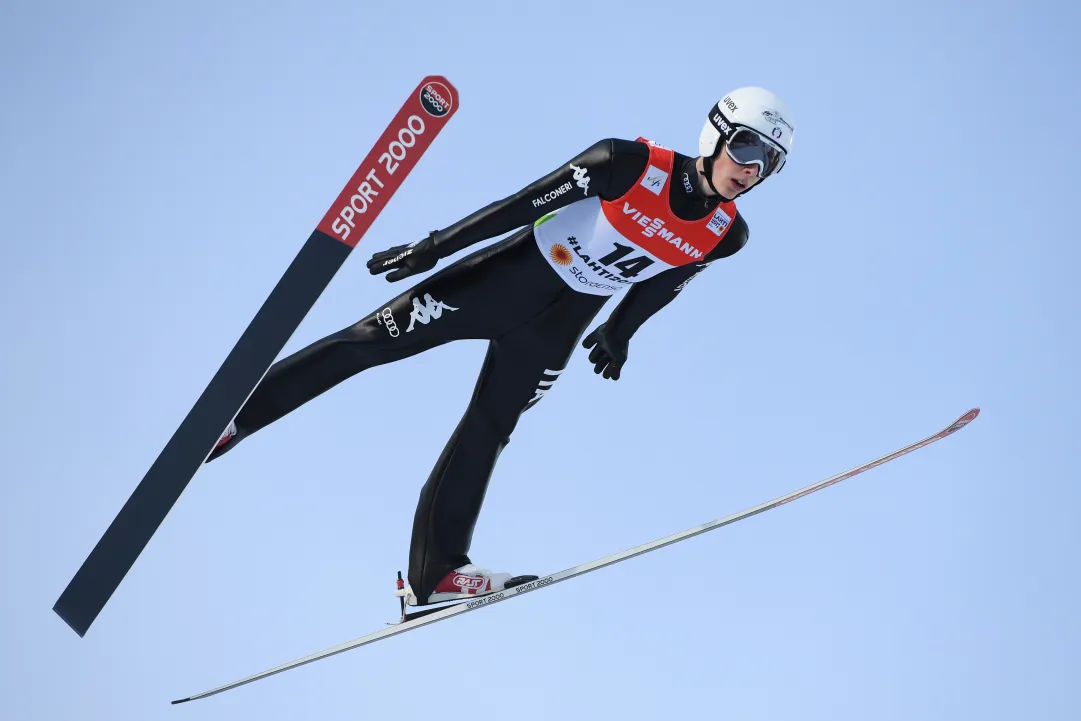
[367,233,441,282]
[581,322,629,380]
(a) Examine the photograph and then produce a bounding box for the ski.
[53,76,461,638]
[172,407,979,704]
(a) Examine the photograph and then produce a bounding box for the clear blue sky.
[2,0,1078,719]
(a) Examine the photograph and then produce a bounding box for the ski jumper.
[206,137,750,602]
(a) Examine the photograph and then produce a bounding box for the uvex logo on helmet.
[710,112,734,139]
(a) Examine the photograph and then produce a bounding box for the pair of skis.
[171,406,980,704]
[47,74,980,705]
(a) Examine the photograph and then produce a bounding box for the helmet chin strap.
[701,147,767,203]
[701,154,721,195]
[700,152,738,202]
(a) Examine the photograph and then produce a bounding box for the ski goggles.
[724,127,787,178]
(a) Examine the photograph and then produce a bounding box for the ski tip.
[415,76,459,115]
[170,698,191,705]
[943,408,980,435]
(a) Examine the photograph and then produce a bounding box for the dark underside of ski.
[53,231,351,637]
[53,76,460,637]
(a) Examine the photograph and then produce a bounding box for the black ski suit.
[206,137,750,602]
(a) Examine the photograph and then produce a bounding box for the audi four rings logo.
[381,308,399,337]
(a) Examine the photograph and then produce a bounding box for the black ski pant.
[207,227,608,601]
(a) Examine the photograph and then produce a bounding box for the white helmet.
[698,86,795,196]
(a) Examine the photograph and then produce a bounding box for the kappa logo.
[378,307,399,337]
[569,163,591,195]
[640,165,668,196]
[406,293,458,332]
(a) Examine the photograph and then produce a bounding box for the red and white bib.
[533,138,738,296]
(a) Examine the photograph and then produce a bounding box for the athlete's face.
[709,147,763,197]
